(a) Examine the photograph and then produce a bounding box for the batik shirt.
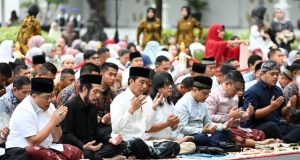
[57,78,80,107]
[0,90,20,127]
[283,81,300,124]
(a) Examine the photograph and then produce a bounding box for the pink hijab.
[117,41,127,49]
[28,35,45,49]
[71,39,82,49]
[57,38,67,55]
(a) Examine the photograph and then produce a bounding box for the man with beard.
[61,74,126,160]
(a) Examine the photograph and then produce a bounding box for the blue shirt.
[243,79,286,128]
[243,71,255,82]
[0,90,20,127]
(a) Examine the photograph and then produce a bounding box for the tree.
[20,0,69,25]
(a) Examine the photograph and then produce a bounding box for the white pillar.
[162,0,170,29]
[1,0,5,27]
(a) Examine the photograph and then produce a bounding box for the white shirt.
[121,67,130,85]
[116,60,126,73]
[175,74,191,84]
[69,15,81,31]
[250,25,266,52]
[56,13,69,29]
[75,68,81,79]
[211,78,220,92]
[110,88,157,140]
[144,97,174,140]
[6,96,55,149]
[245,80,258,91]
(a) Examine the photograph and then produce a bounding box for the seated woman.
[144,72,195,154]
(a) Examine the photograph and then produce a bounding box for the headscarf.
[25,47,43,68]
[189,42,205,57]
[181,6,191,19]
[107,44,121,53]
[40,43,56,63]
[143,41,160,64]
[65,22,74,33]
[250,6,266,28]
[56,38,67,54]
[75,53,84,71]
[74,42,87,53]
[141,53,151,67]
[66,49,80,57]
[288,50,300,65]
[146,7,156,22]
[109,49,119,59]
[28,5,39,17]
[48,22,62,42]
[87,41,98,51]
[105,39,116,46]
[0,40,13,63]
[71,39,82,49]
[117,41,127,49]
[273,7,288,24]
[28,35,45,49]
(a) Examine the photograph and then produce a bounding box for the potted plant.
[186,0,208,22]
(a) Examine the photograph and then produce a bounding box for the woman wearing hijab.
[48,22,62,42]
[271,7,294,53]
[288,50,300,66]
[28,35,45,49]
[62,22,77,46]
[0,40,14,63]
[17,5,41,55]
[25,47,43,68]
[117,41,127,49]
[141,53,152,68]
[137,7,162,49]
[249,6,271,52]
[56,38,67,55]
[87,41,98,51]
[176,6,203,46]
[71,39,82,49]
[143,41,160,65]
[40,43,59,66]
[205,23,247,68]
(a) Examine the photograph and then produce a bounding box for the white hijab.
[25,47,43,68]
[0,40,14,63]
[273,7,289,24]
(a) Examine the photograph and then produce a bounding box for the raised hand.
[245,103,254,119]
[82,140,102,151]
[166,114,180,127]
[128,95,147,114]
[202,123,218,134]
[152,93,163,110]
[229,106,244,119]
[270,96,284,110]
[101,113,111,124]
[222,118,233,130]
[50,106,68,125]
[172,124,178,131]
[0,126,10,138]
[109,134,123,145]
[287,95,297,109]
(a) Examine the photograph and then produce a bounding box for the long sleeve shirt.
[0,90,20,127]
[110,88,157,140]
[61,94,111,149]
[173,92,222,138]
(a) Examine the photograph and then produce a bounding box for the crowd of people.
[0,3,300,160]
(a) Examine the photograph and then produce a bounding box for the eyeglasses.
[229,82,243,92]
[90,57,100,60]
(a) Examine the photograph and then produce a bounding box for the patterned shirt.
[57,78,80,107]
[283,81,300,124]
[0,90,20,127]
[54,81,63,98]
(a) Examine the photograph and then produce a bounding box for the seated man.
[0,76,31,160]
[54,69,75,97]
[276,65,292,92]
[245,62,263,91]
[121,52,143,86]
[211,63,236,91]
[144,69,155,95]
[145,72,195,154]
[154,56,170,73]
[175,63,206,84]
[111,67,180,159]
[268,45,284,71]
[173,76,233,147]
[244,60,300,143]
[243,55,262,82]
[35,62,57,81]
[207,70,276,147]
[170,77,194,105]
[202,57,217,79]
[61,74,126,160]
[31,55,46,78]
[224,58,240,71]
[0,63,12,97]
[57,63,100,106]
[6,78,83,159]
[54,54,75,83]
[5,64,31,93]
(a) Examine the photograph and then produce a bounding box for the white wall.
[0,0,20,26]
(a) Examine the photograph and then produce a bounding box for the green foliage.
[237,30,250,40]
[186,0,208,13]
[291,40,300,51]
[45,0,69,4]
[20,2,38,8]
[21,0,68,8]
[0,26,54,44]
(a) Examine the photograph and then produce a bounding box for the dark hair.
[149,69,156,80]
[80,63,100,76]
[61,68,75,79]
[128,76,138,85]
[290,59,300,77]
[101,62,118,73]
[224,70,245,84]
[14,64,29,76]
[84,50,98,60]
[224,58,237,64]
[78,83,93,93]
[30,90,43,96]
[127,43,137,51]
[13,75,30,90]
[37,62,57,75]
[181,77,194,89]
[149,72,173,105]
[247,55,262,67]
[268,50,281,59]
[155,56,170,65]
[161,48,168,52]
[230,35,240,40]
[97,47,109,56]
[119,49,130,57]
[0,63,12,78]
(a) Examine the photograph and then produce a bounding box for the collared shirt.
[57,78,80,107]
[206,85,250,131]
[0,90,20,127]
[6,96,55,149]
[243,71,255,83]
[110,88,157,140]
[170,84,183,105]
[211,78,220,91]
[173,92,223,138]
[243,79,286,128]
[144,97,174,140]
[283,81,300,124]
[61,94,111,149]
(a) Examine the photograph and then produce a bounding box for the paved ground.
[247,153,300,160]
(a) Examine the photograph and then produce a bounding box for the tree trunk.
[155,0,162,21]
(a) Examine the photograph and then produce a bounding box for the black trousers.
[253,121,300,143]
[0,147,29,160]
[98,123,112,136]
[82,141,127,160]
